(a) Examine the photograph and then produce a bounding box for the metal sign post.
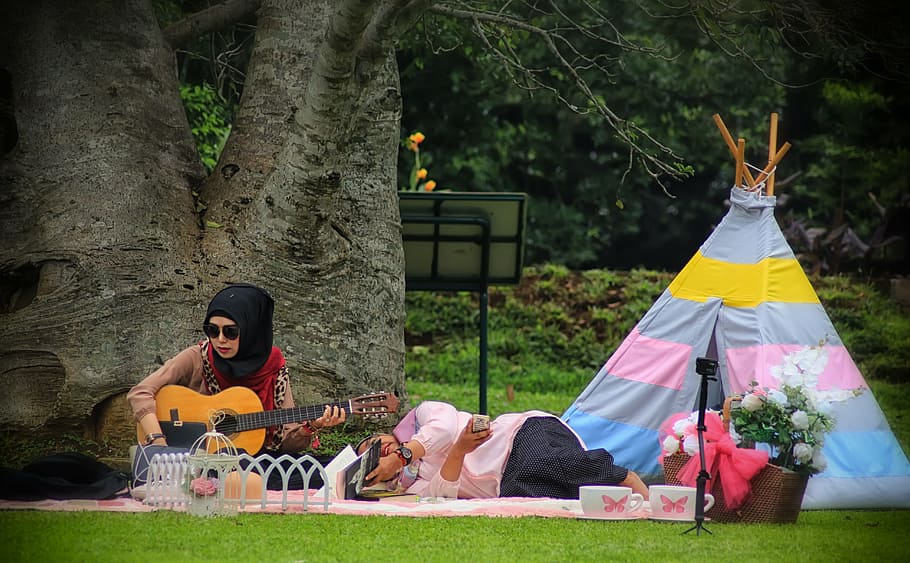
[399,192,528,414]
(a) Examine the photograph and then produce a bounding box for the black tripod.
[684,357,718,536]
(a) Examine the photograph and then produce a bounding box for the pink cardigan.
[401,401,586,498]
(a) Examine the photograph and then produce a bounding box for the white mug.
[648,485,715,520]
[579,485,645,519]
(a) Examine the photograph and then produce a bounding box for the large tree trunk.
[200,0,406,406]
[0,0,407,437]
[0,0,207,431]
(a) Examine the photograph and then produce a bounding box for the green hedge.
[405,266,910,395]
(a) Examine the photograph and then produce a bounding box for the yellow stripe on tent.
[668,252,820,307]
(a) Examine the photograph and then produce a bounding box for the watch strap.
[395,446,411,466]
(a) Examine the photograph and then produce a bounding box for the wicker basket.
[662,453,808,523]
[660,397,809,523]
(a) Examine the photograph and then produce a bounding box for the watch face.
[398,446,413,462]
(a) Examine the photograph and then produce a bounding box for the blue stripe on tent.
[562,408,663,478]
[821,431,910,478]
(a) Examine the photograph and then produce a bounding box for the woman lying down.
[358,400,648,500]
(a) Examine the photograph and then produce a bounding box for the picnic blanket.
[0,491,656,519]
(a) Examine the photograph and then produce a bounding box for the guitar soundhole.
[211,412,240,438]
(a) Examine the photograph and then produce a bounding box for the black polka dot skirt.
[499,416,629,499]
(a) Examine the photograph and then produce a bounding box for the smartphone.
[471,414,490,433]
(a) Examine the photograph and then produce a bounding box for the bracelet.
[144,433,166,445]
[300,422,321,449]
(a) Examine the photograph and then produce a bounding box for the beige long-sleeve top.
[127,344,313,453]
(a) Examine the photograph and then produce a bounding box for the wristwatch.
[395,445,413,467]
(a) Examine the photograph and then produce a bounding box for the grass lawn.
[1,509,907,562]
[3,378,907,562]
[3,272,908,561]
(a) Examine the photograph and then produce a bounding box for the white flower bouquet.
[729,340,864,476]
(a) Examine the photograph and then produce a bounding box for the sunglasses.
[355,435,376,455]
[203,323,240,340]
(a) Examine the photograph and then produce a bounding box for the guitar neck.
[231,399,353,432]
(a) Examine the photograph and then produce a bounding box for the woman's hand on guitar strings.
[313,405,346,429]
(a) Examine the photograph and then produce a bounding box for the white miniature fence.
[141,450,331,514]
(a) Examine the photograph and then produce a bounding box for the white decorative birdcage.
[184,430,242,517]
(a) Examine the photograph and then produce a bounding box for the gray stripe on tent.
[638,298,843,348]
[829,392,894,433]
[570,375,701,430]
[803,474,910,509]
[635,290,674,327]
[636,292,723,346]
[697,188,793,264]
[721,303,844,348]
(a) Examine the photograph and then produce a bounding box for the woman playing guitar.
[128,283,347,465]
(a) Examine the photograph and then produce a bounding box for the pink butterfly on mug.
[602,495,628,513]
[660,494,688,514]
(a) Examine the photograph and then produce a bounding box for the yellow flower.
[407,132,426,152]
[424,180,437,191]
[417,168,428,179]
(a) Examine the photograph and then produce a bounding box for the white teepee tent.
[563,115,910,509]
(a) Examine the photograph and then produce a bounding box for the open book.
[316,439,419,500]
[336,438,382,500]
[314,439,382,500]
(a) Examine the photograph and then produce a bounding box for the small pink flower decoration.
[190,476,218,496]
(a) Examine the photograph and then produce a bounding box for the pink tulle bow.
[674,412,769,509]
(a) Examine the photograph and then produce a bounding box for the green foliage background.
[156,1,909,276]
[180,84,232,173]
[394,8,909,272]
[405,267,909,391]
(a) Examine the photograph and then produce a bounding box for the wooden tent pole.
[736,138,746,188]
[767,113,779,195]
[754,141,791,186]
[712,114,756,187]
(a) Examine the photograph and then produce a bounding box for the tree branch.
[358,0,434,65]
[162,0,262,50]
[308,0,379,112]
[430,2,687,190]
[290,0,382,164]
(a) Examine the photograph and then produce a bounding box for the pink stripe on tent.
[725,344,867,393]
[603,328,691,390]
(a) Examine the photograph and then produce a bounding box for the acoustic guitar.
[137,385,399,453]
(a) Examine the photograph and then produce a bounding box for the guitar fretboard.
[217,400,353,433]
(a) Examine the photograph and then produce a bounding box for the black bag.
[0,451,129,501]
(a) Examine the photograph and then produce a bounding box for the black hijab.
[204,283,275,378]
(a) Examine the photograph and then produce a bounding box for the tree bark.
[202,0,406,406]
[0,0,408,434]
[0,0,207,430]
